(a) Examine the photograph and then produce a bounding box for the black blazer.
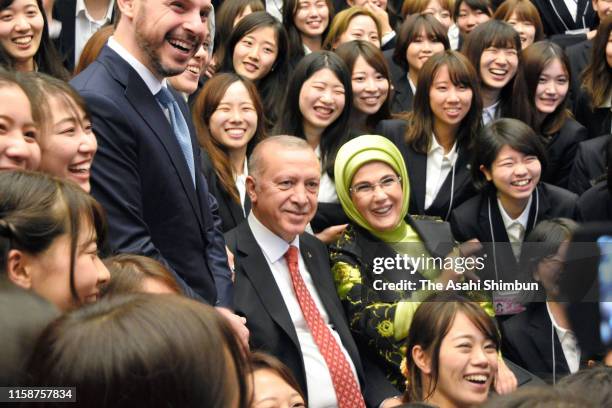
[376,119,476,220]
[531,0,597,37]
[567,39,592,107]
[577,181,612,222]
[542,118,587,189]
[224,221,398,407]
[199,151,249,233]
[574,88,612,140]
[70,46,232,306]
[502,302,578,383]
[568,134,609,194]
[450,183,578,280]
[384,49,414,114]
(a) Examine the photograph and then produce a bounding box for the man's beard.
[134,14,188,77]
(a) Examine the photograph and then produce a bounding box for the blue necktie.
[155,86,196,187]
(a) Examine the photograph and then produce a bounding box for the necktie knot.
[285,245,299,270]
[155,86,175,106]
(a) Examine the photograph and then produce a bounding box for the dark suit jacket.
[577,181,612,222]
[567,39,592,107]
[450,184,578,280]
[568,134,609,194]
[542,118,587,189]
[574,88,612,140]
[376,119,476,220]
[531,0,597,37]
[225,221,398,407]
[384,49,414,114]
[53,0,116,73]
[199,150,249,233]
[502,302,576,383]
[71,46,232,306]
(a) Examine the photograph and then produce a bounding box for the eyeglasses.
[349,175,401,196]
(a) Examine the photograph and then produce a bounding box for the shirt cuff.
[381,31,396,47]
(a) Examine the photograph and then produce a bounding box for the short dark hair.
[470,118,548,190]
[480,385,596,407]
[454,0,493,21]
[27,294,251,408]
[493,0,545,43]
[557,366,612,407]
[393,14,450,72]
[249,352,306,402]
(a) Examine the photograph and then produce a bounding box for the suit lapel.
[529,304,571,377]
[406,146,427,214]
[550,0,577,30]
[236,224,300,347]
[392,74,414,112]
[429,146,471,219]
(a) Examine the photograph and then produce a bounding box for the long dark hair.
[581,15,612,109]
[402,50,482,154]
[218,11,289,129]
[512,41,572,136]
[335,40,391,131]
[213,0,265,55]
[0,0,68,80]
[274,50,352,178]
[461,20,521,117]
[282,0,334,63]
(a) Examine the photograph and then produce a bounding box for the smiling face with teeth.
[299,67,346,137]
[232,26,279,82]
[350,55,389,116]
[0,0,44,71]
[429,64,473,132]
[38,94,97,192]
[129,0,210,79]
[423,311,499,408]
[168,40,210,95]
[479,46,518,91]
[294,0,330,39]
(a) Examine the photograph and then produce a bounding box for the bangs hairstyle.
[470,118,548,190]
[0,0,68,81]
[283,0,334,61]
[493,0,544,43]
[401,0,453,18]
[214,0,265,53]
[192,73,265,204]
[0,70,42,126]
[453,0,493,20]
[274,50,352,179]
[249,352,306,402]
[17,72,91,137]
[581,15,612,109]
[393,13,450,72]
[403,50,482,154]
[335,40,391,130]
[322,6,381,50]
[512,41,571,136]
[218,11,289,128]
[102,253,183,296]
[404,292,500,403]
[0,170,107,304]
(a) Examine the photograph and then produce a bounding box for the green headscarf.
[335,135,420,243]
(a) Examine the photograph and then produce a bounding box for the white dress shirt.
[248,213,360,408]
[107,36,164,95]
[235,159,248,216]
[563,0,578,22]
[266,0,283,22]
[314,145,338,203]
[498,195,531,259]
[424,135,457,210]
[74,0,115,66]
[547,303,581,373]
[482,100,500,125]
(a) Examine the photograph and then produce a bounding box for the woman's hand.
[363,0,393,37]
[315,224,348,244]
[495,357,518,394]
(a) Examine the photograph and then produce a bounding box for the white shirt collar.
[248,212,300,264]
[483,100,500,124]
[498,195,532,231]
[407,76,417,95]
[107,36,166,95]
[428,134,457,158]
[75,0,115,21]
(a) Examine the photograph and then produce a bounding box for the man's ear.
[480,164,493,182]
[246,175,257,204]
[116,0,136,20]
[6,249,32,290]
[412,345,432,375]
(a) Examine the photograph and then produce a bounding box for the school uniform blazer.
[577,181,612,222]
[502,302,575,383]
[574,89,612,140]
[542,118,587,189]
[531,0,597,37]
[383,50,414,114]
[71,46,232,306]
[224,221,399,407]
[376,119,476,220]
[199,150,249,233]
[567,39,592,106]
[568,134,609,194]
[450,184,578,280]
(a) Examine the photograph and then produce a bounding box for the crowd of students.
[1,0,612,406]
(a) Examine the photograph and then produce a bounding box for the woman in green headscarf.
[331,134,476,389]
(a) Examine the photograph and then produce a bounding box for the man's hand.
[315,224,348,244]
[216,306,250,353]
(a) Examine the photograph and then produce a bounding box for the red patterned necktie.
[284,245,366,408]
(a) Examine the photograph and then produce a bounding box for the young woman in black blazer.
[192,73,266,233]
[577,138,612,222]
[376,50,481,220]
[511,41,588,189]
[451,119,578,315]
[386,13,449,114]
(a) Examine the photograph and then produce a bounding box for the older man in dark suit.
[70,0,247,343]
[225,136,401,408]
